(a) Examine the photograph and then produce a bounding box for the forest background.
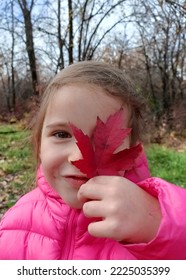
[0,0,186,217]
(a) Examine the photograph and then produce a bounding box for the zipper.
[61,209,78,259]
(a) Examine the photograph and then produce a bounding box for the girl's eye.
[53,131,72,139]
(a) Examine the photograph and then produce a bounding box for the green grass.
[0,123,35,215]
[0,124,33,174]
[146,144,186,188]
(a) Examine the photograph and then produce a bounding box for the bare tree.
[68,0,74,64]
[0,0,131,112]
[17,0,39,95]
[0,0,18,112]
[57,0,65,69]
[10,1,16,110]
[35,0,128,68]
[131,0,186,125]
[75,0,127,61]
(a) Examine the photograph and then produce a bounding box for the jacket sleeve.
[124,177,186,260]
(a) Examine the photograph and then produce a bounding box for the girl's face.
[40,84,130,208]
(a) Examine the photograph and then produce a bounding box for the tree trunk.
[57,0,64,70]
[11,1,16,110]
[68,0,73,64]
[17,0,39,95]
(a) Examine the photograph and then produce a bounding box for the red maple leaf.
[70,109,142,178]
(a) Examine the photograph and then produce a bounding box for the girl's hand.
[78,176,161,244]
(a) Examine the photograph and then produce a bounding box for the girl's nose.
[68,143,83,163]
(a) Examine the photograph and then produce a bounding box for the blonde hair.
[31,61,146,165]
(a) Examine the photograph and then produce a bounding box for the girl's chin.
[57,193,83,209]
[57,191,83,209]
[53,179,84,209]
[66,200,83,209]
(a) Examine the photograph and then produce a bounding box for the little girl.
[0,61,186,259]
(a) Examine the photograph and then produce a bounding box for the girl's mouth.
[63,176,88,188]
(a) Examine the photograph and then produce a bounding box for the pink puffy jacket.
[0,153,186,259]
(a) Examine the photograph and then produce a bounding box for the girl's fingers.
[83,201,126,240]
[78,178,106,202]
[83,200,106,218]
[88,219,118,240]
